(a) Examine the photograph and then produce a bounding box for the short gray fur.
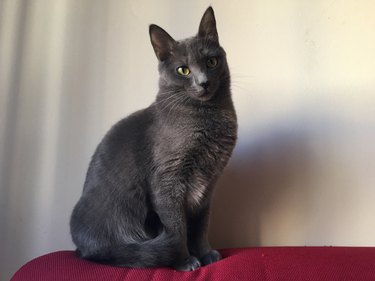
[70,7,237,271]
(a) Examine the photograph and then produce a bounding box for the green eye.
[177,66,190,76]
[207,57,218,68]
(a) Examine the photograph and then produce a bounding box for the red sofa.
[11,247,375,281]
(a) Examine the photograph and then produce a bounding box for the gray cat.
[70,7,237,271]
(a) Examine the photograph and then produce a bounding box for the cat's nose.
[200,81,210,90]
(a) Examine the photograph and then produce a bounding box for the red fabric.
[11,247,375,281]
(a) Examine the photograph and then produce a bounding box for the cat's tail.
[81,231,180,268]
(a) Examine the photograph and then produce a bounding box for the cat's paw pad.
[201,250,221,265]
[174,256,201,271]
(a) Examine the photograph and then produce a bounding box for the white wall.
[1,0,375,280]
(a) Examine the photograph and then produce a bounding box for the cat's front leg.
[188,205,222,266]
[153,180,201,271]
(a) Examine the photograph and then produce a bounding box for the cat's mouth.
[192,83,219,101]
[197,88,209,97]
[194,89,214,101]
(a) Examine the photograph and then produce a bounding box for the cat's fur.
[70,7,237,271]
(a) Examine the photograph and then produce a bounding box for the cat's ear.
[198,7,219,43]
[149,24,176,62]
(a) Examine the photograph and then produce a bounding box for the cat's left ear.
[198,7,219,43]
[149,24,176,62]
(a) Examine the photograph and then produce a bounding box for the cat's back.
[84,106,156,191]
[101,106,155,151]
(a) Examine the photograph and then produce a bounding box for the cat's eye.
[206,57,218,68]
[176,66,191,76]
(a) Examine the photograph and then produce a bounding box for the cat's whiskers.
[157,87,186,98]
[154,91,180,107]
[230,74,253,94]
[155,89,184,108]
[157,88,182,97]
[157,91,186,114]
[218,73,252,94]
[231,82,251,93]
[165,94,189,120]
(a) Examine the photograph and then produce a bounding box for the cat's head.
[149,7,229,102]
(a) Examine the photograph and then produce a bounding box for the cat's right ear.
[198,7,219,43]
[149,24,176,62]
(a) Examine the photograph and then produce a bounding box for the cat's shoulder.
[113,106,155,129]
[101,106,156,144]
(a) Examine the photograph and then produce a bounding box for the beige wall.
[1,0,375,280]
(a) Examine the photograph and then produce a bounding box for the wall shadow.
[209,123,314,248]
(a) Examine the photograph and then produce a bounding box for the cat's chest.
[188,116,236,155]
[161,112,236,161]
[154,112,237,208]
[179,117,237,207]
[186,177,208,209]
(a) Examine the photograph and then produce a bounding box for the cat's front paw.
[200,250,221,265]
[173,256,201,271]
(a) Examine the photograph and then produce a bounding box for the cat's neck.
[154,87,232,114]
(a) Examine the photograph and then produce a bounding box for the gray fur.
[70,7,237,271]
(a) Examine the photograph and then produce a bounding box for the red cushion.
[11,247,375,281]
